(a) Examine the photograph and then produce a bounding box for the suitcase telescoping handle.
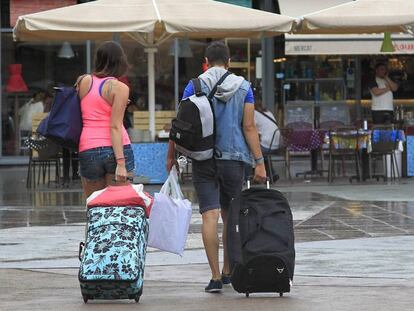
[246,177,270,190]
[79,242,85,261]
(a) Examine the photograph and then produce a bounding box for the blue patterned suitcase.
[79,206,148,303]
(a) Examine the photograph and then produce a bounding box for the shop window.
[1,34,86,156]
[1,0,10,28]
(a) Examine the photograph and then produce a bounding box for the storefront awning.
[285,34,414,55]
[278,0,351,17]
[279,0,414,55]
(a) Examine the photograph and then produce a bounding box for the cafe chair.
[286,121,313,130]
[281,123,326,179]
[318,102,350,128]
[327,128,362,183]
[369,125,400,181]
[319,120,347,130]
[319,120,348,174]
[25,136,62,188]
[282,102,322,179]
[279,127,317,182]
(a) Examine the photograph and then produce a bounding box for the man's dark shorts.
[192,159,245,214]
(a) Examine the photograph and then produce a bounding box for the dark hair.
[254,95,267,112]
[375,62,387,70]
[205,41,230,66]
[94,41,129,78]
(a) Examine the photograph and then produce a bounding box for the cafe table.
[280,128,327,178]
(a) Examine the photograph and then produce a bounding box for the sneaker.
[205,279,223,293]
[221,273,232,285]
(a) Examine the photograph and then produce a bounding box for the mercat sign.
[216,0,252,8]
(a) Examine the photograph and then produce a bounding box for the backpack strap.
[74,74,89,87]
[206,71,231,161]
[75,74,93,98]
[207,71,231,101]
[191,78,204,97]
[258,110,278,127]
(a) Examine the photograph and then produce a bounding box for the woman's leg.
[81,177,106,198]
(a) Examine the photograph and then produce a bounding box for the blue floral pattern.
[79,206,148,300]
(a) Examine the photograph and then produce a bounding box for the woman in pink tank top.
[76,41,133,197]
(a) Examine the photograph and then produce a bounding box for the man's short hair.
[205,41,230,66]
[375,62,387,70]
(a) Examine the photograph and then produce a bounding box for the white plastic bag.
[148,167,192,256]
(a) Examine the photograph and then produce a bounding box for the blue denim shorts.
[79,145,135,181]
[192,159,245,214]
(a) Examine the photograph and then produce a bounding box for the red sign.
[10,0,76,27]
[393,42,414,52]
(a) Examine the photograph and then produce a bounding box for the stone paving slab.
[0,269,412,311]
[1,225,413,281]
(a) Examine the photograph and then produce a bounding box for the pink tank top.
[78,75,131,152]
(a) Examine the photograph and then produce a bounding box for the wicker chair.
[327,128,362,183]
[25,136,62,188]
[369,125,400,181]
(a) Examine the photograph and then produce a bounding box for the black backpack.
[169,72,230,161]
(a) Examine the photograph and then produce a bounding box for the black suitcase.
[227,180,295,297]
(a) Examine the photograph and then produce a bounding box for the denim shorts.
[192,159,245,214]
[79,145,135,181]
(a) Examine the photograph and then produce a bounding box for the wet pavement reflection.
[0,167,413,243]
[294,201,414,242]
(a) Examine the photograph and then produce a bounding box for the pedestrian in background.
[19,90,45,138]
[369,63,399,124]
[252,96,280,182]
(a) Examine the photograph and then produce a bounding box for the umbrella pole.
[86,40,92,73]
[174,38,179,111]
[145,47,157,141]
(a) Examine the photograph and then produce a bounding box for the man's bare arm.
[385,76,398,92]
[370,85,390,96]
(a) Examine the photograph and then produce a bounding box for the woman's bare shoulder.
[111,79,129,94]
[76,74,92,84]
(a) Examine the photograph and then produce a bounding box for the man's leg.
[217,160,245,279]
[202,209,221,280]
[372,110,383,125]
[221,208,230,275]
[192,159,223,292]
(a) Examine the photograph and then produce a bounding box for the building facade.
[0,0,271,159]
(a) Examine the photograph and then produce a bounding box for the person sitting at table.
[19,91,45,138]
[251,97,280,182]
[368,63,398,125]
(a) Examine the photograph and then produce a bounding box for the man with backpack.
[167,41,266,293]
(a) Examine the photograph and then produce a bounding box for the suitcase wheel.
[279,293,283,297]
[130,294,141,303]
[245,293,249,298]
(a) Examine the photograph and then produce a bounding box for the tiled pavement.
[1,167,413,311]
[1,182,413,246]
[0,166,414,250]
